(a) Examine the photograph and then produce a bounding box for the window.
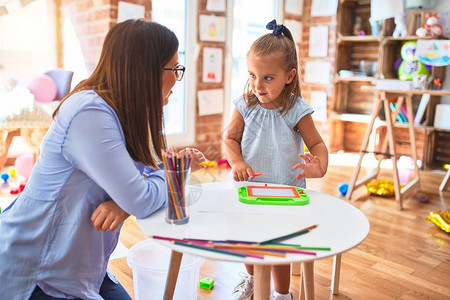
[0,0,56,82]
[152,0,196,146]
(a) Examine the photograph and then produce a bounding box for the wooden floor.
[108,164,450,300]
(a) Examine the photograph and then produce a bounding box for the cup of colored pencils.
[163,149,192,225]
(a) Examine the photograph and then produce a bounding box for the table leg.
[163,250,183,300]
[302,261,314,300]
[331,254,342,295]
[254,265,271,300]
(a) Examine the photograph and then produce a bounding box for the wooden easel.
[345,89,417,209]
[346,88,450,209]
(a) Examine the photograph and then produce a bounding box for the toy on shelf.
[353,16,365,36]
[398,41,430,81]
[393,13,407,38]
[416,13,445,37]
[432,78,442,90]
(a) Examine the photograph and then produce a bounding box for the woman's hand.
[91,200,130,231]
[232,161,254,181]
[293,152,326,179]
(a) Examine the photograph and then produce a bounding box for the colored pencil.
[249,172,263,180]
[162,152,182,220]
[212,244,316,256]
[259,225,318,245]
[174,241,247,258]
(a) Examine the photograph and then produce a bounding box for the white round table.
[137,181,370,299]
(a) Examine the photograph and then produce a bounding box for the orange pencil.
[249,173,263,180]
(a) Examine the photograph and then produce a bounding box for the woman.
[0,19,185,299]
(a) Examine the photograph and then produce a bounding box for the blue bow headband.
[266,19,284,35]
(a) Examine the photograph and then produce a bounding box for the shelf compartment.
[334,80,377,114]
[425,130,450,170]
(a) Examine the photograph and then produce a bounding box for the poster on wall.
[199,15,226,42]
[310,91,327,122]
[304,61,331,84]
[285,0,303,16]
[206,0,226,12]
[416,39,450,66]
[284,19,302,43]
[308,25,328,57]
[203,47,223,83]
[117,1,145,22]
[311,0,338,17]
[198,89,224,116]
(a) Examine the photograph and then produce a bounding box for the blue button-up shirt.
[0,90,167,299]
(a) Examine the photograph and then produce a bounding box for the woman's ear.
[286,68,297,84]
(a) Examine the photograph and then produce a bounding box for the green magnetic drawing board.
[238,184,310,206]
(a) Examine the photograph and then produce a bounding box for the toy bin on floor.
[127,239,204,300]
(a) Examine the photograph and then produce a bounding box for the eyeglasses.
[162,64,185,81]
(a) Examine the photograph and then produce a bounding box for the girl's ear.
[286,68,297,84]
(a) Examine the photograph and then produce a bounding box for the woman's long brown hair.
[54,20,178,169]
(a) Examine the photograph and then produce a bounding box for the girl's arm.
[224,108,255,181]
[294,114,328,179]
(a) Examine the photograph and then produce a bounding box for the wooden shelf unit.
[330,0,448,172]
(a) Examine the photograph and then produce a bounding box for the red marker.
[249,173,263,180]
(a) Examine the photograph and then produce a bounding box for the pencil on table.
[173,241,247,258]
[259,224,318,245]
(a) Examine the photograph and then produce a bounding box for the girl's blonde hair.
[244,24,301,116]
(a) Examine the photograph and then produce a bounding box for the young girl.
[224,20,328,300]
[0,20,183,299]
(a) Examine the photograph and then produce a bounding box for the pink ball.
[27,74,57,103]
[14,154,34,178]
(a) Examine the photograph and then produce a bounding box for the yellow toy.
[199,160,217,168]
[365,180,395,196]
[427,211,450,233]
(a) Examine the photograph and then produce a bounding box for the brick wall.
[187,0,226,161]
[284,0,337,146]
[59,0,151,73]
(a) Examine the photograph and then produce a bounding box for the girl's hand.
[232,162,254,181]
[91,200,130,231]
[293,152,326,179]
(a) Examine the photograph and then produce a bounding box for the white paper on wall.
[198,89,224,116]
[117,1,145,22]
[370,0,404,21]
[203,47,223,83]
[206,0,226,12]
[311,0,338,17]
[309,25,328,57]
[304,61,331,85]
[285,0,304,16]
[199,15,226,42]
[310,91,327,122]
[284,19,302,43]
